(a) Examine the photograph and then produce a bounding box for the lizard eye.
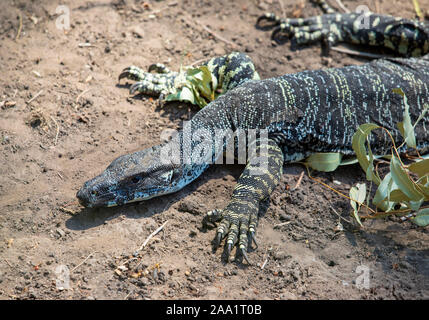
[131,176,141,184]
[91,190,98,196]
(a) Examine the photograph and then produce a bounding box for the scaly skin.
[78,54,429,263]
[118,52,260,105]
[77,2,429,263]
[257,0,429,57]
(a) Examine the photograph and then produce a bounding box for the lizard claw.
[118,66,145,82]
[250,231,258,249]
[240,248,251,265]
[225,242,233,261]
[213,232,223,250]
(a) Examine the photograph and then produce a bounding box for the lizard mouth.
[76,187,117,208]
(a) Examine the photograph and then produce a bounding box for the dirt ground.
[0,0,428,300]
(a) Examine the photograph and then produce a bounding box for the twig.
[182,15,237,49]
[59,207,77,215]
[412,0,423,21]
[278,0,286,18]
[374,0,380,13]
[26,89,43,104]
[333,0,350,13]
[292,170,305,190]
[329,204,353,224]
[137,220,168,252]
[190,57,209,67]
[331,46,386,59]
[260,257,268,270]
[71,251,98,273]
[4,259,13,268]
[76,88,92,104]
[273,221,291,229]
[15,13,23,40]
[50,115,60,145]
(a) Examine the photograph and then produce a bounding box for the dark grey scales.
[77,2,429,263]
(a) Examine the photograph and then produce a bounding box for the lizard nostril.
[76,188,90,207]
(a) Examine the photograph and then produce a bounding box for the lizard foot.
[118,64,178,102]
[203,208,258,264]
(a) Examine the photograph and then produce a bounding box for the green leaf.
[390,154,424,201]
[339,157,359,166]
[393,88,416,148]
[350,183,366,226]
[351,123,381,185]
[372,173,396,211]
[179,86,196,104]
[305,153,343,172]
[389,189,411,202]
[408,158,429,178]
[411,208,429,227]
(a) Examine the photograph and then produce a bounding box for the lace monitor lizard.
[77,1,429,263]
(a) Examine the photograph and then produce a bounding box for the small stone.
[56,228,65,237]
[178,200,204,216]
[129,26,145,38]
[321,57,332,66]
[140,277,150,287]
[273,251,289,260]
[279,213,292,221]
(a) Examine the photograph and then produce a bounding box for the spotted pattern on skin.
[78,2,429,262]
[79,53,429,263]
[118,52,260,106]
[257,0,429,57]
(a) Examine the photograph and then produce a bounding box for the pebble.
[273,251,289,260]
[178,200,204,216]
[140,277,150,287]
[56,228,66,237]
[279,213,292,221]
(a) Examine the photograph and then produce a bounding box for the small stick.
[76,88,92,104]
[4,259,13,268]
[50,115,60,145]
[182,15,237,49]
[260,257,268,270]
[374,0,380,13]
[331,46,386,59]
[59,207,77,215]
[137,220,168,252]
[333,0,350,13]
[278,0,286,18]
[71,251,98,273]
[329,204,353,224]
[273,221,291,229]
[412,0,423,21]
[292,170,305,190]
[26,89,43,104]
[189,57,209,67]
[15,13,23,40]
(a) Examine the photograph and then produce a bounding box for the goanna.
[77,6,429,263]
[257,0,429,57]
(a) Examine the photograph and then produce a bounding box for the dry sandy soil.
[0,0,428,300]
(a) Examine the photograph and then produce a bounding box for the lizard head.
[76,144,192,208]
